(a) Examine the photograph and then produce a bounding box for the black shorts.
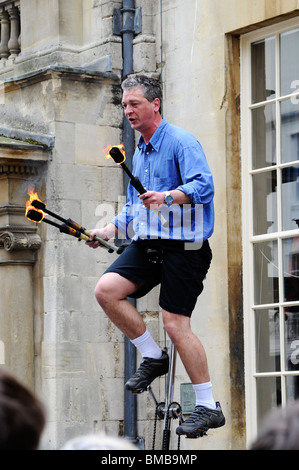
[104,239,212,317]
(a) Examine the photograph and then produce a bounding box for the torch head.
[31,199,46,211]
[26,209,44,222]
[25,187,47,222]
[109,147,126,164]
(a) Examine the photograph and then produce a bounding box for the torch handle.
[130,176,147,195]
[121,167,166,225]
[67,219,84,232]
[44,208,68,224]
[60,224,90,241]
[120,163,146,194]
[43,219,88,241]
[83,229,123,253]
[65,219,113,251]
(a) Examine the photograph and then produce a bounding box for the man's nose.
[125,104,133,115]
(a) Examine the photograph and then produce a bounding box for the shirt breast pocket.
[153,177,177,191]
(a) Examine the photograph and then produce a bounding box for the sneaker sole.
[185,431,207,438]
[176,417,225,438]
[125,369,168,393]
[126,386,147,394]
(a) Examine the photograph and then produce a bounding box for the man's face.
[122,86,160,134]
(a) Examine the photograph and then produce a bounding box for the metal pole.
[162,342,177,450]
[121,0,139,445]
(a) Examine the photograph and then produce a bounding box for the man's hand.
[138,189,192,210]
[138,191,164,210]
[85,223,117,249]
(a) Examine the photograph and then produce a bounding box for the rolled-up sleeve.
[111,184,135,238]
[175,143,214,205]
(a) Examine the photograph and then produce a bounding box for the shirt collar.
[137,118,168,152]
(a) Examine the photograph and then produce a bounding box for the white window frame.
[241,16,299,445]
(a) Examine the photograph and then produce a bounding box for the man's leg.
[95,272,168,392]
[95,272,145,339]
[162,310,225,435]
[162,310,212,389]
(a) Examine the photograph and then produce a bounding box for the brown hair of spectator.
[0,369,46,450]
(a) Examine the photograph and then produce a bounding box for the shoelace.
[185,406,207,423]
[133,358,152,377]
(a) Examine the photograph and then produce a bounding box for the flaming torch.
[25,188,122,253]
[103,144,147,195]
[104,144,166,224]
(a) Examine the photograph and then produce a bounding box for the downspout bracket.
[113,7,142,36]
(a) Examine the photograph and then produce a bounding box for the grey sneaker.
[125,348,169,393]
[176,402,225,438]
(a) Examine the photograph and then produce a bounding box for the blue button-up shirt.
[112,119,214,244]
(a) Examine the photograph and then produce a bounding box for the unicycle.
[147,341,183,450]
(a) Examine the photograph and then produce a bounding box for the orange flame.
[25,187,46,222]
[103,143,126,164]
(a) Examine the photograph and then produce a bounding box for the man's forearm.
[102,222,118,240]
[169,189,192,205]
[139,189,191,208]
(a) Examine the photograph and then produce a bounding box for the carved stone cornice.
[0,230,41,252]
[0,160,39,176]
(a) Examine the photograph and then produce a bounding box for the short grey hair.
[121,74,162,112]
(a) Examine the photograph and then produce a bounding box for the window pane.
[252,170,277,235]
[283,237,299,303]
[283,237,299,377]
[256,376,281,429]
[255,309,280,372]
[285,307,299,374]
[253,240,279,304]
[286,375,299,401]
[281,99,299,164]
[252,104,276,169]
[251,37,276,104]
[281,167,299,231]
[280,28,299,97]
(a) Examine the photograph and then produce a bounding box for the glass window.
[281,170,299,231]
[253,241,279,304]
[280,28,299,97]
[283,237,299,382]
[255,308,280,373]
[242,19,299,442]
[256,376,281,428]
[252,104,276,169]
[281,99,299,164]
[283,237,299,302]
[252,170,277,235]
[251,37,276,104]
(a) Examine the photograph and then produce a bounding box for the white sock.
[130,329,162,359]
[192,381,216,410]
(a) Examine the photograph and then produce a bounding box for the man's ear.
[152,98,161,113]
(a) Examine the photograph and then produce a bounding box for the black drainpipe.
[113,0,142,447]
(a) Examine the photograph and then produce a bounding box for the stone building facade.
[0,0,299,450]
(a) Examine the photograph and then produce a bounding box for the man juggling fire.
[86,75,225,437]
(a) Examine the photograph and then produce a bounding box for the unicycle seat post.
[165,341,177,410]
[162,341,177,450]
[148,340,182,450]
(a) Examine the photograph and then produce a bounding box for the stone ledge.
[0,127,54,150]
[1,64,120,88]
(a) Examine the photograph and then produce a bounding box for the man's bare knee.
[162,309,191,344]
[95,273,139,307]
[94,275,113,307]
